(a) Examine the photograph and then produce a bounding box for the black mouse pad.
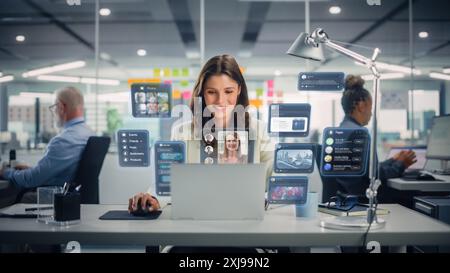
[99,210,162,220]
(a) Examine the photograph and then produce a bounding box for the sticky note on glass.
[256,88,264,97]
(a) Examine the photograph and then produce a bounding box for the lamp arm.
[324,40,372,66]
[309,28,373,66]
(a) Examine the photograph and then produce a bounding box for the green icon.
[325,138,334,145]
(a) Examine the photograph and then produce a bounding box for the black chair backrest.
[315,144,342,203]
[72,136,110,204]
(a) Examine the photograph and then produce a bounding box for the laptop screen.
[386,146,427,171]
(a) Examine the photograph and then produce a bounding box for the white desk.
[388,174,450,192]
[1,204,450,248]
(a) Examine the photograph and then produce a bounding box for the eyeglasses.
[48,103,58,113]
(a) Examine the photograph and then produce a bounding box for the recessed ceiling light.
[16,35,26,42]
[274,70,282,77]
[418,31,429,39]
[0,75,15,83]
[99,8,111,16]
[137,49,147,56]
[429,72,450,81]
[22,61,86,78]
[329,6,341,15]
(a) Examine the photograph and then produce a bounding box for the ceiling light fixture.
[99,8,111,16]
[429,72,450,81]
[19,92,55,99]
[37,75,120,86]
[329,6,341,15]
[0,75,15,83]
[137,49,147,56]
[80,77,120,85]
[16,35,26,42]
[361,73,405,81]
[418,31,429,39]
[22,61,86,78]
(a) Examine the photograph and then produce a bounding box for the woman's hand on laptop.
[393,150,417,168]
[128,192,160,212]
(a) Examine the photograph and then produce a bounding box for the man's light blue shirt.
[4,117,95,189]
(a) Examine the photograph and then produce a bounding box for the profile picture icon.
[135,92,146,104]
[138,103,147,114]
[204,157,214,164]
[325,146,333,154]
[204,145,214,155]
[324,163,332,171]
[325,138,334,146]
[324,155,333,163]
[204,133,214,143]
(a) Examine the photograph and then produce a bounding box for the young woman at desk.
[336,75,417,204]
[128,54,274,212]
[218,132,248,164]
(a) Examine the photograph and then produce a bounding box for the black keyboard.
[401,171,439,181]
[402,170,422,179]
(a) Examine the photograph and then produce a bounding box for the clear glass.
[36,186,63,224]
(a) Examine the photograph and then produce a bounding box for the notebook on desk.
[0,203,40,218]
[318,203,390,217]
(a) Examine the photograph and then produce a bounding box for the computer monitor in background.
[387,146,427,172]
[426,115,450,174]
[426,115,450,161]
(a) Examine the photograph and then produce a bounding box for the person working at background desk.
[337,75,417,203]
[128,54,274,212]
[0,87,94,206]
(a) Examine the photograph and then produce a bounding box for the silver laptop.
[170,164,266,220]
[386,146,427,173]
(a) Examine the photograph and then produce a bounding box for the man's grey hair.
[56,86,84,111]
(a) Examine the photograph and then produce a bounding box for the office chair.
[72,136,110,204]
[315,144,342,203]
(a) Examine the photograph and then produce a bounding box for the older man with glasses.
[0,86,95,205]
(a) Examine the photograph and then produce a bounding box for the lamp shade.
[286,32,325,62]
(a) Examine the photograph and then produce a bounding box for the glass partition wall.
[0,0,448,155]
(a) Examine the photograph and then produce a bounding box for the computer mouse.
[417,173,436,181]
[130,198,151,216]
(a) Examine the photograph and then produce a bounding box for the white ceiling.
[0,0,449,85]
